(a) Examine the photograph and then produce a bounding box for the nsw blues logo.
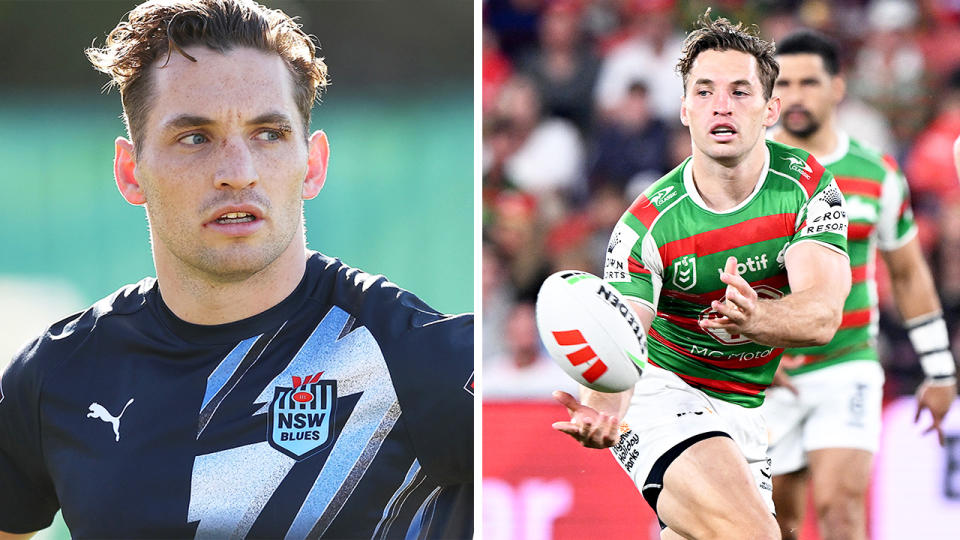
[267,371,337,460]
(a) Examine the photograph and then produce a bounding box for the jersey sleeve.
[389,312,473,486]
[604,218,663,313]
[876,155,918,251]
[329,265,473,486]
[0,338,60,533]
[790,164,849,257]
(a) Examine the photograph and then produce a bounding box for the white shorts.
[762,360,884,476]
[610,364,775,515]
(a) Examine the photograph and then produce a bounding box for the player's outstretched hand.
[915,380,957,446]
[699,256,760,337]
[551,390,621,449]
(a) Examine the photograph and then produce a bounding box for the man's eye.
[255,130,283,142]
[697,90,710,96]
[179,133,208,145]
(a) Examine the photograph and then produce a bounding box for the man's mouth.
[215,212,256,224]
[711,126,737,135]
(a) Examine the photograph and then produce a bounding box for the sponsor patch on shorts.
[613,429,641,472]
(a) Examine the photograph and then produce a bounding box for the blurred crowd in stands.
[481,0,960,399]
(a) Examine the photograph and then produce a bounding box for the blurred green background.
[0,1,472,537]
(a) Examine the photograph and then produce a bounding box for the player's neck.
[772,119,838,161]
[689,139,767,212]
[153,235,309,326]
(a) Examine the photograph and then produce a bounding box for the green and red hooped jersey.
[782,133,917,375]
[604,140,849,407]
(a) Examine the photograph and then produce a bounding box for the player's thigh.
[657,436,779,539]
[807,447,873,508]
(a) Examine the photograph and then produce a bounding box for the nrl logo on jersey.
[268,372,337,460]
[782,155,813,180]
[672,254,697,290]
[644,186,677,207]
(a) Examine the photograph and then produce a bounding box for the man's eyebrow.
[161,114,214,132]
[160,112,295,132]
[693,78,755,87]
[248,112,294,130]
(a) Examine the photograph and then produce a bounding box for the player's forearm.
[885,241,942,321]
[747,288,843,347]
[890,264,941,321]
[579,385,633,419]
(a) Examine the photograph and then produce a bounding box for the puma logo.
[87,398,135,442]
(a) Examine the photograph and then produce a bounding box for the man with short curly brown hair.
[86,0,328,154]
[0,1,474,538]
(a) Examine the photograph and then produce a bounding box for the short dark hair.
[776,29,841,75]
[86,0,329,152]
[676,10,779,100]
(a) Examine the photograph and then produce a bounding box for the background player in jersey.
[0,1,473,538]
[552,12,850,539]
[763,29,957,540]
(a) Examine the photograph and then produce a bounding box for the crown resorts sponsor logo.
[604,222,640,283]
[802,182,847,237]
[607,229,622,254]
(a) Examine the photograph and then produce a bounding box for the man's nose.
[713,92,732,116]
[213,137,258,190]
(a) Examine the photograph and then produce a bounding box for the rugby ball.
[535,270,647,392]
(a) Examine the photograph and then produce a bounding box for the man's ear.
[303,130,329,200]
[114,137,146,205]
[764,95,782,128]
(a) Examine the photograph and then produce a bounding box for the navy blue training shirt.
[0,252,474,538]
